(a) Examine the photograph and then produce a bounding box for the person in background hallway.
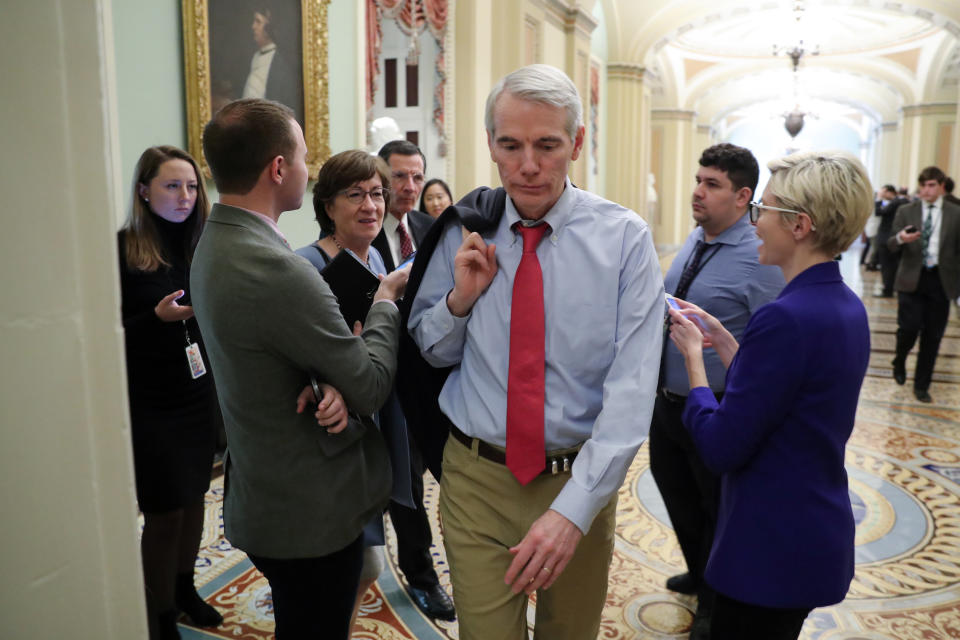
[668,150,873,640]
[861,188,889,269]
[118,145,223,639]
[409,63,664,640]
[873,184,908,297]
[420,178,454,218]
[649,143,784,639]
[294,149,417,632]
[887,166,960,403]
[191,98,408,639]
[944,177,960,207]
[372,139,456,621]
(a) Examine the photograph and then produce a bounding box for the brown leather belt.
[448,424,580,476]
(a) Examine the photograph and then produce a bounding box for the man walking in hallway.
[649,143,784,638]
[409,63,664,640]
[888,166,960,403]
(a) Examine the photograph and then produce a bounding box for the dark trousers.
[387,439,440,590]
[648,392,719,586]
[248,535,363,640]
[895,267,950,392]
[876,231,898,295]
[859,235,871,265]
[711,592,811,640]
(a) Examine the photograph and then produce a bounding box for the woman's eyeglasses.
[339,187,389,204]
[748,201,816,230]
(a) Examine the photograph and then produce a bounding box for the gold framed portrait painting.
[182,0,331,176]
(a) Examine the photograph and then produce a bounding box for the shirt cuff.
[549,477,606,535]
[435,291,471,332]
[372,299,399,312]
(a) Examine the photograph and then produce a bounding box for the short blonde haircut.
[766,151,873,257]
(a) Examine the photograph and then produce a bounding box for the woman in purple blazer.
[668,151,874,639]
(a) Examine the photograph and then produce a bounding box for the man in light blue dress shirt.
[649,143,784,638]
[409,64,664,639]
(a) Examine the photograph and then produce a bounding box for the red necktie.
[506,223,550,485]
[397,220,414,261]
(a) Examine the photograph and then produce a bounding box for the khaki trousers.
[439,434,617,640]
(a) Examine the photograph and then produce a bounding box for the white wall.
[0,1,147,637]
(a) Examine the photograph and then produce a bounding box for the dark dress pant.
[387,438,440,590]
[711,592,811,640]
[859,236,871,265]
[876,231,898,295]
[895,267,950,392]
[248,534,363,640]
[648,392,719,586]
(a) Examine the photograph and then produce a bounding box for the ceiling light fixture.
[772,1,819,138]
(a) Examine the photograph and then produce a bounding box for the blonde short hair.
[766,151,873,256]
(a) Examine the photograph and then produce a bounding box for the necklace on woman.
[331,234,370,268]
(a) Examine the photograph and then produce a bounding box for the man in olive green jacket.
[190,98,408,639]
[887,165,960,404]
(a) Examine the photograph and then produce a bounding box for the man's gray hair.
[484,64,583,141]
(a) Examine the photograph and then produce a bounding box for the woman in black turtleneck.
[117,146,222,639]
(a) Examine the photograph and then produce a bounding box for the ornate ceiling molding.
[901,102,958,116]
[607,62,646,82]
[651,108,697,121]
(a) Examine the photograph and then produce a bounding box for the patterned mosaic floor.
[171,247,960,639]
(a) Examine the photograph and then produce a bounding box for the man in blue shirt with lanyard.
[649,143,784,638]
[409,64,664,640]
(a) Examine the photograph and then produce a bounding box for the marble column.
[605,63,652,231]
[651,108,697,251]
[561,3,597,189]
[873,122,900,186]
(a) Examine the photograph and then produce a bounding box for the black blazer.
[395,189,507,479]
[372,210,435,272]
[264,48,303,124]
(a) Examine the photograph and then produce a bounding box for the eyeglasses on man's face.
[748,201,815,230]
[339,187,389,205]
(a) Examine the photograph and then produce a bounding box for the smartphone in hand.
[666,294,707,331]
[396,251,416,270]
[904,225,918,234]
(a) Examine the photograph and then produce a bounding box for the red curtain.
[365,0,382,114]
[366,0,448,153]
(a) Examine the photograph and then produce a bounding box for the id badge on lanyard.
[183,321,207,379]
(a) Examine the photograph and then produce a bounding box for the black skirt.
[130,381,216,514]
